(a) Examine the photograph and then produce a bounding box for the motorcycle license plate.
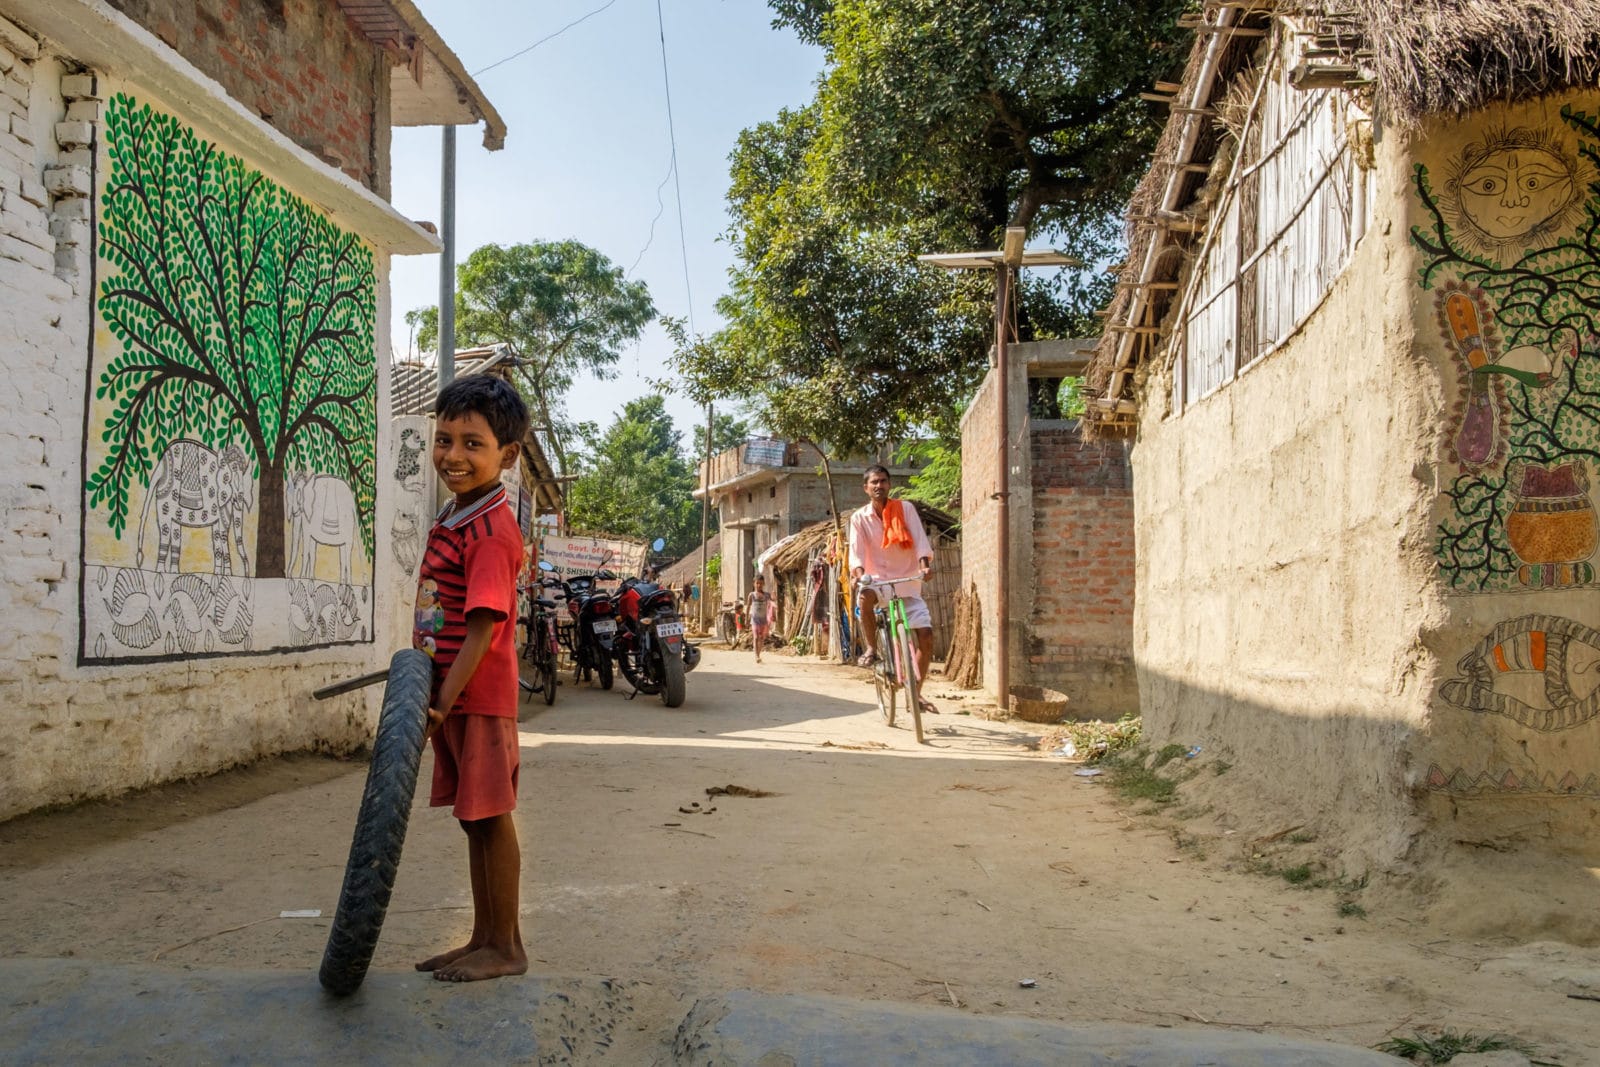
[592,619,616,634]
[656,622,684,637]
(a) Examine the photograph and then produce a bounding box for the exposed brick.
[95,0,386,193]
[54,121,94,149]
[42,165,91,198]
[59,73,100,100]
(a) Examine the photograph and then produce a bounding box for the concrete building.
[0,0,501,820]
[695,439,914,606]
[1086,0,1600,866]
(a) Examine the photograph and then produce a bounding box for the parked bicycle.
[518,560,561,706]
[859,574,925,744]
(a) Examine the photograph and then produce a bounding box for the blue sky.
[390,1,823,447]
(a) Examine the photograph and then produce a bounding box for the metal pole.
[994,265,1011,714]
[698,401,712,632]
[437,125,457,389]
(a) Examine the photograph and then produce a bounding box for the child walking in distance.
[413,375,530,983]
[746,576,774,663]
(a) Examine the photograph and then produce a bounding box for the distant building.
[695,440,915,604]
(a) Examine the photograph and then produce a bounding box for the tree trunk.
[257,463,286,578]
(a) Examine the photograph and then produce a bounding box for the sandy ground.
[3,646,1599,1064]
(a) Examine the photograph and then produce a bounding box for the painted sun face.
[1457,147,1575,241]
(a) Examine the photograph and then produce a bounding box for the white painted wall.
[0,17,414,820]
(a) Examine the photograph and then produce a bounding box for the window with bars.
[1175,44,1372,411]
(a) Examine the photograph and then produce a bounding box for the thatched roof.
[1346,1,1600,126]
[1082,0,1600,434]
[764,500,959,574]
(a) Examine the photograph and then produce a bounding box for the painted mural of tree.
[1412,105,1600,591]
[86,94,377,578]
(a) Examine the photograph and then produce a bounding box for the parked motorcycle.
[558,563,618,689]
[614,538,699,707]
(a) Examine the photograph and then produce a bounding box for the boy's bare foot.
[432,945,528,982]
[415,943,478,972]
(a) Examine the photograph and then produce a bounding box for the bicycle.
[518,563,561,706]
[859,574,926,744]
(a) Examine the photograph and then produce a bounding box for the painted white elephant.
[137,439,255,575]
[286,473,359,585]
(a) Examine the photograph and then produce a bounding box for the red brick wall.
[106,0,388,192]
[1027,426,1138,716]
[960,367,1002,693]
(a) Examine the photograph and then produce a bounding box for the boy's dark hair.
[863,464,891,483]
[434,374,530,447]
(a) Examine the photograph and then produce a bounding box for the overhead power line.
[653,0,695,333]
[471,0,623,77]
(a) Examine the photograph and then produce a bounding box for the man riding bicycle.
[848,464,937,715]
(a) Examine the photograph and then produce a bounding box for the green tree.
[88,93,377,578]
[565,395,701,557]
[775,0,1189,244]
[408,241,655,471]
[680,1,1188,451]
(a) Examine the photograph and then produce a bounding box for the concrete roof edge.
[380,0,507,149]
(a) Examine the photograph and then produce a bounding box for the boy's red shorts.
[429,713,521,821]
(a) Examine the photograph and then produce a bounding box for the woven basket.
[1009,685,1070,723]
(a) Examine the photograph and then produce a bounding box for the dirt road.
[2,647,1596,1063]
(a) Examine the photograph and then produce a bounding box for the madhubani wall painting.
[79,92,377,663]
[1414,102,1600,795]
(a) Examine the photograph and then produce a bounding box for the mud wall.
[1132,122,1439,868]
[1409,94,1600,852]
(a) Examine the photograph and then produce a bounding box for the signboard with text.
[742,438,788,466]
[539,534,647,577]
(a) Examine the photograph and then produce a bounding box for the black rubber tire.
[318,648,431,996]
[541,654,557,705]
[660,645,687,708]
[626,649,662,695]
[597,652,614,690]
[899,624,924,745]
[875,659,896,726]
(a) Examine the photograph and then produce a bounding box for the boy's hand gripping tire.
[318,648,432,996]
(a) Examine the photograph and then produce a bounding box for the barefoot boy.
[413,375,530,983]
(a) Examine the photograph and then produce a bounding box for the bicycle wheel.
[896,610,924,745]
[540,622,558,706]
[319,648,431,995]
[874,654,896,727]
[873,613,896,725]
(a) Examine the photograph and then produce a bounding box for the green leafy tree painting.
[87,93,377,579]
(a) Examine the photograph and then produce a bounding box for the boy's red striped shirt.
[413,486,523,717]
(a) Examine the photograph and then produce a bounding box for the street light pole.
[917,228,1077,713]
[699,401,712,633]
[438,124,457,389]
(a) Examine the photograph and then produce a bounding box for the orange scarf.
[881,499,913,549]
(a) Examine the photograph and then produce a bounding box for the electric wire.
[653,0,696,333]
[627,159,674,278]
[470,0,623,77]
